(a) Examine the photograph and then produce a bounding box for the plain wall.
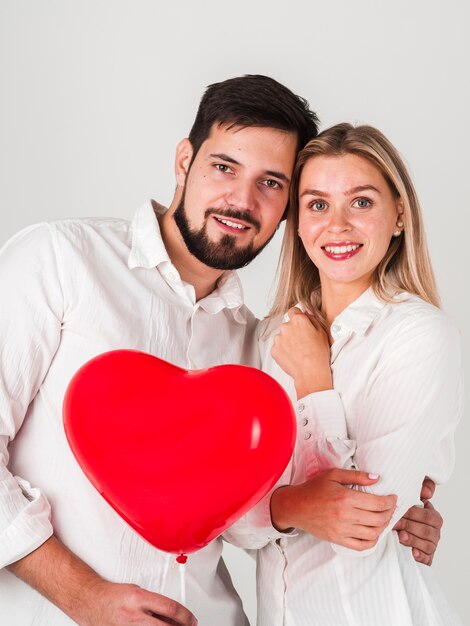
[1,1,468,624]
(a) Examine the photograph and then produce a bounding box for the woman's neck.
[321,280,371,328]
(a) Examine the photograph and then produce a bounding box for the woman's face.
[297,153,401,297]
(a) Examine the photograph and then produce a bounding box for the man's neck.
[158,202,226,302]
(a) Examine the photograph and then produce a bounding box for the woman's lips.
[321,243,363,260]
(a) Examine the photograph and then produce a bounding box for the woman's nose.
[326,207,351,232]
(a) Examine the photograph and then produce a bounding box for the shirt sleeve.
[222,459,295,550]
[224,317,356,550]
[295,390,356,479]
[298,311,463,558]
[0,224,64,567]
[223,319,298,549]
[223,393,356,550]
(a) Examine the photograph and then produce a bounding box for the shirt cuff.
[223,480,298,549]
[296,390,348,439]
[257,485,298,542]
[0,480,53,568]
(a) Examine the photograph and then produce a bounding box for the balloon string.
[176,554,187,605]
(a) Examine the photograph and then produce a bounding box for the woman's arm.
[270,307,463,557]
[223,315,396,551]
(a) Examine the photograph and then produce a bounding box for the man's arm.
[270,309,461,560]
[0,226,196,626]
[8,536,197,626]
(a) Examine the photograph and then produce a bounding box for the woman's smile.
[321,242,363,260]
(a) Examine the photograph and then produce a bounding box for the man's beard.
[173,196,276,270]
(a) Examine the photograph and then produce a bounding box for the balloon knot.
[176,554,188,565]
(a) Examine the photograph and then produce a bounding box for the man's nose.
[226,180,257,211]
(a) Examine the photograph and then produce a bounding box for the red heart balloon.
[63,350,296,554]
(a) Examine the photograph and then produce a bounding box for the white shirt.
[254,289,463,626]
[0,200,258,625]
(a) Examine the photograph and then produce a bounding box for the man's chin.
[200,246,264,271]
[173,204,265,270]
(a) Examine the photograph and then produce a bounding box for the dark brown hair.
[188,74,319,157]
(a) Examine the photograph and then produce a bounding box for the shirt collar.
[333,287,386,336]
[128,200,171,270]
[198,270,247,323]
[128,200,247,323]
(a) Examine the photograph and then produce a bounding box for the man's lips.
[212,215,251,233]
[205,208,260,233]
[321,242,363,260]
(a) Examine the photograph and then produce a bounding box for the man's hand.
[81,579,197,626]
[270,468,397,551]
[394,477,442,566]
[8,536,197,626]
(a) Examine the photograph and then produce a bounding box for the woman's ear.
[396,198,405,220]
[174,138,194,187]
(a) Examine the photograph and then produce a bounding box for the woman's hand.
[270,469,397,550]
[271,307,332,398]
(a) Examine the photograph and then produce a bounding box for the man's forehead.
[201,122,298,165]
[207,121,297,142]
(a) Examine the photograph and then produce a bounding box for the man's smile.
[212,214,252,235]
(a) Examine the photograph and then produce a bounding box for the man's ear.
[174,138,194,187]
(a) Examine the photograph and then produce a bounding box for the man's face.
[173,123,298,270]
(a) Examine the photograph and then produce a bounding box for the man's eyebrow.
[209,152,240,165]
[266,170,290,184]
[208,153,290,184]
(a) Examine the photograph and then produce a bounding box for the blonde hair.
[271,123,439,322]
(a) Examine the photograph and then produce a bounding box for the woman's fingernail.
[368,473,379,479]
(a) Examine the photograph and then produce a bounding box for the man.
[0,75,441,625]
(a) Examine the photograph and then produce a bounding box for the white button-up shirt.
[0,200,258,625]
[253,289,463,626]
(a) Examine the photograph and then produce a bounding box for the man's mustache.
[204,207,261,233]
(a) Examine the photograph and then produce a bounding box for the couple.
[0,75,461,625]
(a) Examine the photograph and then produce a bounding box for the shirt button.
[331,323,341,333]
[304,431,312,440]
[301,417,308,427]
[298,403,305,412]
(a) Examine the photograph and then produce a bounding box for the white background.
[1,1,468,623]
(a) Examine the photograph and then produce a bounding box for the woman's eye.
[311,201,328,211]
[354,198,371,208]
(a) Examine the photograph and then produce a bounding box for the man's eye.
[262,179,281,189]
[354,198,371,208]
[215,164,232,173]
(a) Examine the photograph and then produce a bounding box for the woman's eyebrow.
[300,184,382,198]
[300,188,329,198]
[345,185,381,195]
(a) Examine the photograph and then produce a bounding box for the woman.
[257,124,463,625]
